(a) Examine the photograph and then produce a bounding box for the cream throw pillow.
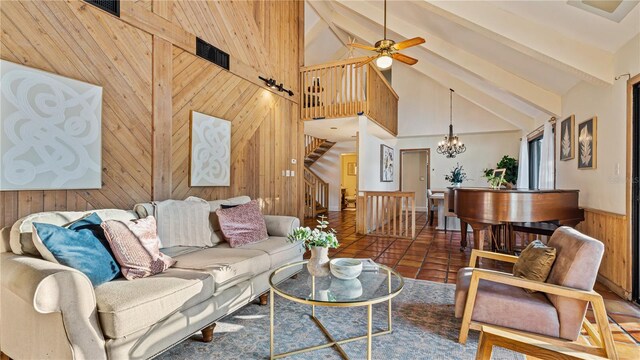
[151,197,213,248]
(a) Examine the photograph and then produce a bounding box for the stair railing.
[356,191,416,239]
[305,134,325,158]
[304,167,329,218]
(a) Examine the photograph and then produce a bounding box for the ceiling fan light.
[376,55,393,69]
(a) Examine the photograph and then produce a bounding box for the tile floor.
[304,210,640,353]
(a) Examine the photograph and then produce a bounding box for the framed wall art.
[380,144,394,182]
[189,111,231,186]
[0,60,103,190]
[578,116,597,170]
[560,115,575,161]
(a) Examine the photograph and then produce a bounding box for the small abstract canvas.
[578,117,597,169]
[380,144,394,182]
[189,111,231,186]
[0,60,102,190]
[560,115,575,161]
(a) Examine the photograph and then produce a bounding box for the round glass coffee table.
[268,260,404,360]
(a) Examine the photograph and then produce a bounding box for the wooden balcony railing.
[304,167,329,218]
[356,191,416,239]
[300,57,399,136]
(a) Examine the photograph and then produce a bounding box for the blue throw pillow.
[32,215,121,286]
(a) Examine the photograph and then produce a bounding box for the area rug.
[158,278,523,359]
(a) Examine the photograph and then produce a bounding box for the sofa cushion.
[32,219,120,286]
[172,247,270,292]
[216,237,304,269]
[455,268,560,338]
[95,268,214,338]
[148,197,213,248]
[216,200,268,248]
[513,240,556,293]
[10,209,137,257]
[101,217,176,280]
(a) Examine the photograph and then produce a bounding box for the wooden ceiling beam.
[334,0,562,116]
[417,0,614,85]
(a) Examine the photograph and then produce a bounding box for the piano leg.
[467,222,491,265]
[460,220,469,251]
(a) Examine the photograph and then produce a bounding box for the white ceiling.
[304,0,640,132]
[488,1,640,52]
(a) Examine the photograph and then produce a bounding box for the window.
[528,136,542,190]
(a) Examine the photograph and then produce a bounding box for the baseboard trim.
[597,274,631,301]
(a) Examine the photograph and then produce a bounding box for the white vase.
[307,247,331,277]
[453,182,462,188]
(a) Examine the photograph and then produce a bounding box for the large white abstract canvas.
[0,60,103,190]
[190,111,231,187]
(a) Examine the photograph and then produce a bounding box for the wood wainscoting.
[0,0,304,228]
[576,208,631,299]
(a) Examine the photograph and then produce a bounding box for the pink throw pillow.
[101,216,176,280]
[216,200,268,248]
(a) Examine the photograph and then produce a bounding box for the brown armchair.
[455,227,618,359]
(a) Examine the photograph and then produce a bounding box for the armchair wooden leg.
[259,293,269,306]
[201,324,216,343]
[475,331,494,360]
[459,272,481,344]
[591,296,619,360]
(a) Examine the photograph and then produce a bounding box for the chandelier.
[437,89,466,158]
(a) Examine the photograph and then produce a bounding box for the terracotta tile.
[422,262,449,271]
[398,259,423,268]
[417,269,447,279]
[395,265,419,278]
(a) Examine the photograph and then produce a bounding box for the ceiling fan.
[351,0,425,69]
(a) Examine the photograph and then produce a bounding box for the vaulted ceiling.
[305,0,640,131]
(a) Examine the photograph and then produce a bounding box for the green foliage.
[287,215,339,250]
[496,155,518,184]
[444,163,467,184]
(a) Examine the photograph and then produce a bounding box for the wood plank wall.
[576,209,631,299]
[0,0,304,228]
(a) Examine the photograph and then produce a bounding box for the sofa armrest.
[1,253,106,359]
[263,215,300,237]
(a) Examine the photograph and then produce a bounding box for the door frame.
[399,148,431,199]
[628,74,640,302]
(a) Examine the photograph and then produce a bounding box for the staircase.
[304,135,335,218]
[305,135,336,167]
[304,167,329,218]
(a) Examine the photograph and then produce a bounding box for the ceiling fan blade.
[355,55,377,68]
[392,53,418,65]
[350,42,377,51]
[392,37,425,51]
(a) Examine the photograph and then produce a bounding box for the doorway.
[631,75,640,303]
[400,149,430,211]
[340,153,358,211]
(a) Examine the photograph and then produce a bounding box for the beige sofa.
[0,196,303,359]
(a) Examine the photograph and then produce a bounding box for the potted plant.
[483,155,518,189]
[445,163,467,187]
[496,155,518,187]
[287,215,339,277]
[482,168,508,189]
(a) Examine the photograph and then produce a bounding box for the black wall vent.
[85,0,120,17]
[196,37,230,70]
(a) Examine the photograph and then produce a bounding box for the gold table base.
[269,288,394,360]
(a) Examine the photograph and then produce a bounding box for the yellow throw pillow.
[513,240,557,293]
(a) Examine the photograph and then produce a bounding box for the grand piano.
[447,187,584,252]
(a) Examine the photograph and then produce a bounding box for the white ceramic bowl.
[330,258,363,280]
